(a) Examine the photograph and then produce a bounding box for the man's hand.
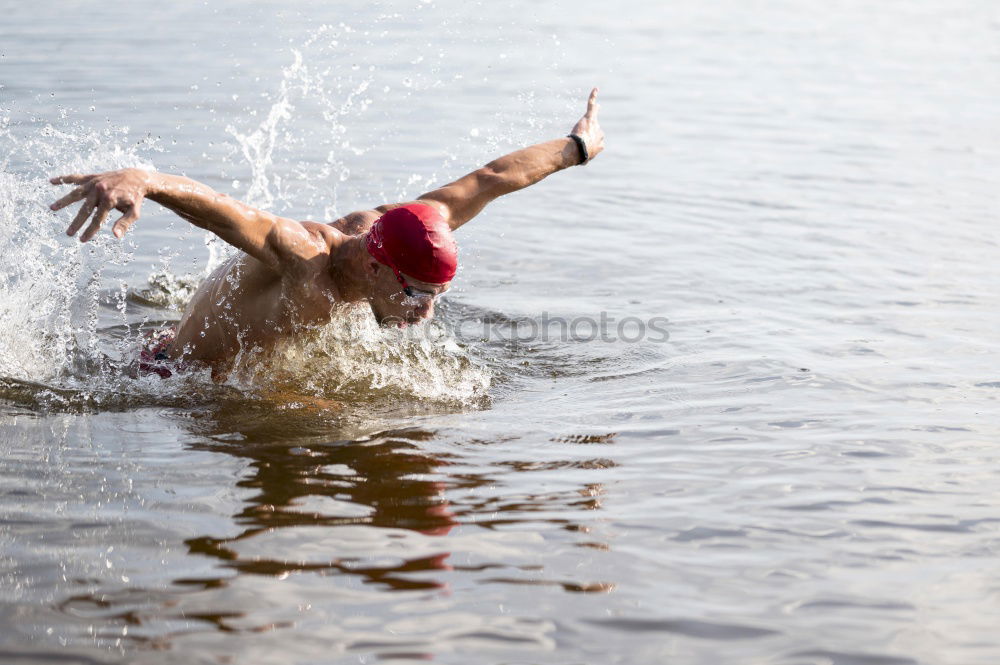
[569,88,604,163]
[50,168,148,242]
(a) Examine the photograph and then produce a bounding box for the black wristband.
[567,134,589,165]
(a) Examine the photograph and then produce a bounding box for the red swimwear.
[137,327,183,379]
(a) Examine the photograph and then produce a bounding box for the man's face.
[367,264,450,327]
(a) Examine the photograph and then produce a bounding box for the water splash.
[0,118,153,388]
[0,170,79,383]
[232,306,491,406]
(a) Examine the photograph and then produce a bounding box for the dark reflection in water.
[181,404,469,591]
[10,391,618,654]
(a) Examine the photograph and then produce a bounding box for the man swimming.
[49,89,604,379]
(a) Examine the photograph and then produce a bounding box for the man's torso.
[168,210,381,370]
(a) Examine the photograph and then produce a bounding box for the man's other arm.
[417,88,604,231]
[50,170,323,275]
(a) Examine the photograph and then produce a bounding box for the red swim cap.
[365,204,458,283]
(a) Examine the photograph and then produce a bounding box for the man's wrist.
[144,171,184,203]
[567,134,589,165]
[135,169,161,199]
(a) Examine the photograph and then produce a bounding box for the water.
[3,1,1000,663]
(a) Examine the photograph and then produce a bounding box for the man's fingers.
[49,174,93,186]
[80,201,113,242]
[67,193,97,237]
[587,87,599,115]
[111,204,141,239]
[49,187,88,211]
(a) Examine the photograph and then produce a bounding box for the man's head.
[363,203,457,326]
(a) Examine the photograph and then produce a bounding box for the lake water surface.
[3,1,1000,663]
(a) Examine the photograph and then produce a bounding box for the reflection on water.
[185,426,459,589]
[3,401,617,657]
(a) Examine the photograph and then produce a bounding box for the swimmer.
[49,88,604,379]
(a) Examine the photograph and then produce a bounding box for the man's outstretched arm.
[416,88,604,231]
[49,170,322,274]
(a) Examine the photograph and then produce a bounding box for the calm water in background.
[2,1,1000,663]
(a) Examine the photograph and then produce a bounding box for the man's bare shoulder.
[321,203,444,237]
[324,210,382,237]
[300,219,348,245]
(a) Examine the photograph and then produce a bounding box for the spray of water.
[233,306,490,406]
[0,120,152,391]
